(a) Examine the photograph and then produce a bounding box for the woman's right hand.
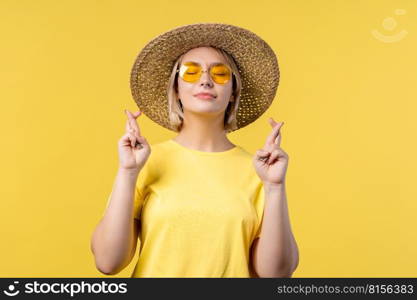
[118,109,151,173]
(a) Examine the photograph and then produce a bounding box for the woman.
[91,23,299,278]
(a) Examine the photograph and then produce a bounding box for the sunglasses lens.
[178,62,232,84]
[210,64,231,84]
[179,62,201,83]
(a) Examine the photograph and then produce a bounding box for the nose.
[199,70,214,88]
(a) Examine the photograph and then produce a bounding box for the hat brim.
[130,23,280,132]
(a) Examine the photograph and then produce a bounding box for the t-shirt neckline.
[168,139,240,156]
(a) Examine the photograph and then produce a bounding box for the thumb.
[256,149,270,158]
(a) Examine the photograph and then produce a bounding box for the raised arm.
[90,109,150,275]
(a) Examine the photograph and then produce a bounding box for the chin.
[187,106,224,116]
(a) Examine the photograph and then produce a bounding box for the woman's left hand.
[253,118,289,186]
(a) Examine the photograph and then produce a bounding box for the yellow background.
[1,0,416,277]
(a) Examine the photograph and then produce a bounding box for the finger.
[267,149,280,164]
[127,109,142,119]
[268,117,279,127]
[125,109,142,137]
[273,118,283,146]
[129,133,144,149]
[265,121,283,147]
[132,111,141,118]
[125,109,140,128]
[135,135,147,149]
[134,140,143,149]
[255,149,270,162]
[121,132,137,148]
[268,118,284,146]
[125,118,132,132]
[128,132,137,148]
[119,132,135,147]
[275,130,282,146]
[125,119,138,139]
[136,135,148,145]
[129,134,147,149]
[256,149,270,157]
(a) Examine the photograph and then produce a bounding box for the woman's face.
[177,46,233,119]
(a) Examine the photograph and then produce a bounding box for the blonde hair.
[167,47,242,133]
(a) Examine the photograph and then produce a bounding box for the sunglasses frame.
[176,61,233,84]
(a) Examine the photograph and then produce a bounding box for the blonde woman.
[91,23,299,278]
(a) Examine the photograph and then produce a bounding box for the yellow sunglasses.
[176,61,232,84]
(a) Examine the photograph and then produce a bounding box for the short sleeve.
[132,163,150,220]
[133,183,144,220]
[102,163,150,220]
[253,183,265,239]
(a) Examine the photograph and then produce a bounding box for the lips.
[194,93,216,100]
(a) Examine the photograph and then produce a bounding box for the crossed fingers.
[258,118,284,163]
[125,109,143,148]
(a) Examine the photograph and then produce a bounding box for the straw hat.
[130,23,280,132]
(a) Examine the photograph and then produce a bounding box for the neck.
[173,110,235,152]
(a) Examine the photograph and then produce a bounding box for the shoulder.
[141,140,169,167]
[148,139,172,157]
[235,145,254,158]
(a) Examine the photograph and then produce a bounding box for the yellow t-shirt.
[130,139,265,278]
